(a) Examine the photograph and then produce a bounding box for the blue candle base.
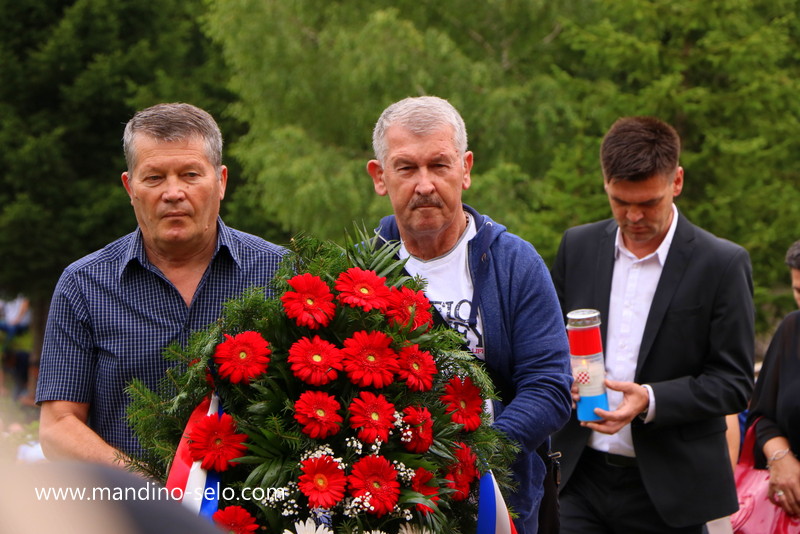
[577,393,609,422]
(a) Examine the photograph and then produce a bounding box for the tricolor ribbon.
[476,470,518,534]
[165,392,223,520]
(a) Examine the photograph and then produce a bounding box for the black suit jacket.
[550,212,755,527]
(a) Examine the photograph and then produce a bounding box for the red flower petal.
[348,455,400,516]
[341,330,399,388]
[288,335,343,386]
[386,286,433,331]
[444,442,479,501]
[281,273,336,329]
[441,375,484,431]
[187,413,248,473]
[212,505,259,534]
[294,390,343,439]
[411,467,440,514]
[397,344,437,392]
[213,331,271,384]
[348,391,396,444]
[402,405,434,454]
[298,455,347,509]
[334,267,392,312]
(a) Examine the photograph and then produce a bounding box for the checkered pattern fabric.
[36,219,287,456]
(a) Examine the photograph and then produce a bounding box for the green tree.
[207,0,800,333]
[204,0,583,240]
[535,0,800,330]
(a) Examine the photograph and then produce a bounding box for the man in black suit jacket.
[551,116,754,533]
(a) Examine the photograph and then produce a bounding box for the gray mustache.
[410,196,444,209]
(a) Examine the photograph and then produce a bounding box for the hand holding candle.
[566,309,610,422]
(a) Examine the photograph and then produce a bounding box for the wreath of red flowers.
[128,231,518,534]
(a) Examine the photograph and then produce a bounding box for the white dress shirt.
[589,204,678,457]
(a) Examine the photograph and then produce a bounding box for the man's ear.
[462,151,473,190]
[121,172,134,201]
[367,160,387,196]
[673,166,684,198]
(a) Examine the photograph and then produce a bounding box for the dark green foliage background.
[2,0,798,341]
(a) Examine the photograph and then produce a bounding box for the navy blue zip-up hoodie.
[378,204,572,534]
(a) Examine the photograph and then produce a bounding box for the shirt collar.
[119,217,239,278]
[614,203,679,264]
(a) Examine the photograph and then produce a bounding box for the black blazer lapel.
[636,213,696,376]
[596,220,617,345]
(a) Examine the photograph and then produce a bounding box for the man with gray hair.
[786,240,800,308]
[36,103,287,464]
[367,95,573,534]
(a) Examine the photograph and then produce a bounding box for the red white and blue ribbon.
[476,470,518,534]
[165,393,223,520]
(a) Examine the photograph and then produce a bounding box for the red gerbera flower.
[298,455,347,509]
[288,335,343,386]
[411,467,440,514]
[187,413,248,473]
[397,344,437,392]
[444,442,479,501]
[281,273,336,329]
[212,331,271,384]
[441,375,484,431]
[293,390,343,439]
[348,391,396,444]
[341,330,399,388]
[348,455,400,517]
[335,267,392,312]
[212,505,259,534]
[386,286,433,331]
[402,405,434,454]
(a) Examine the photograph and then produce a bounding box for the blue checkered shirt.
[36,219,287,456]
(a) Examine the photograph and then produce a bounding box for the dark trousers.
[560,447,704,534]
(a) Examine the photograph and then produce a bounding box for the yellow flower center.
[371,412,380,421]
[316,408,326,417]
[239,351,248,359]
[460,400,467,409]
[214,438,223,446]
[312,354,322,363]
[306,298,315,306]
[372,481,381,489]
[412,362,420,371]
[359,286,370,295]
[315,474,328,489]
[366,354,375,362]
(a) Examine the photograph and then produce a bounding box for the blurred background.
[1,1,798,435]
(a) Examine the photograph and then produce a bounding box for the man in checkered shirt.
[35,103,287,464]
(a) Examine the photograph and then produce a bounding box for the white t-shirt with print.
[399,213,485,360]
